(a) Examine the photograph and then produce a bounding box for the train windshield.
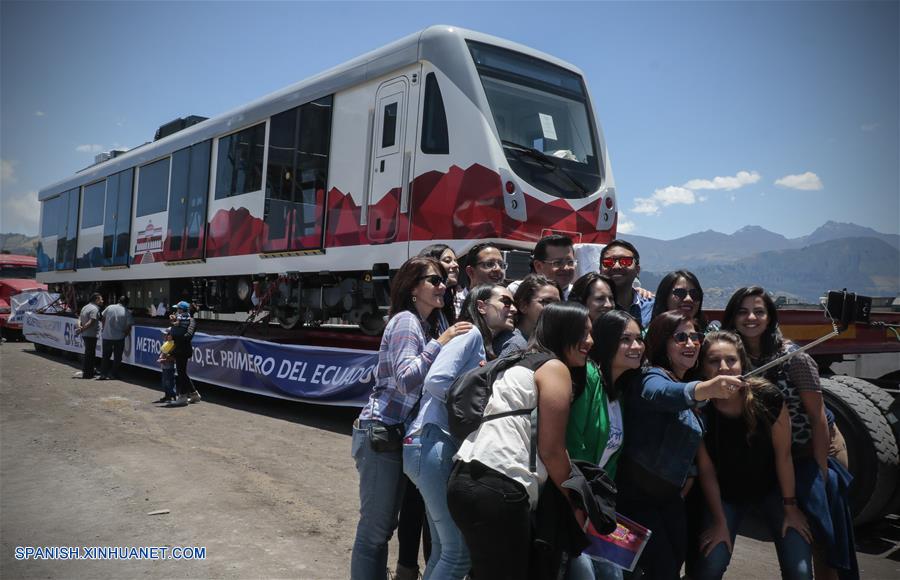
[468,41,603,199]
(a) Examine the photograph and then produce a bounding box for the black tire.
[820,378,899,524]
[828,375,900,516]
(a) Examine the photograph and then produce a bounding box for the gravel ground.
[1,341,897,579]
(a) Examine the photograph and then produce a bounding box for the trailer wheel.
[828,375,900,516]
[821,378,899,524]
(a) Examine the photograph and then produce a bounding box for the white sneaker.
[172,395,189,407]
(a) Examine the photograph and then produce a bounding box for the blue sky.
[2,1,897,240]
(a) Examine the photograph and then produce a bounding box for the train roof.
[39,25,584,201]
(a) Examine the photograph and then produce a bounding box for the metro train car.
[37,25,618,334]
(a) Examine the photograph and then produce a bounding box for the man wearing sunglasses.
[600,239,655,327]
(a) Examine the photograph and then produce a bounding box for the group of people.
[350,236,857,580]
[76,294,200,407]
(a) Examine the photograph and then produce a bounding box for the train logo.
[133,222,164,264]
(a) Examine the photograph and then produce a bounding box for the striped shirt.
[358,310,446,426]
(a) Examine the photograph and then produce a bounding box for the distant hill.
[622,220,898,272]
[641,237,900,308]
[0,233,39,256]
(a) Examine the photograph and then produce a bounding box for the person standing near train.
[169,301,200,407]
[350,256,471,580]
[96,295,133,381]
[599,240,654,327]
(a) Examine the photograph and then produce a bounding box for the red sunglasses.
[601,256,635,268]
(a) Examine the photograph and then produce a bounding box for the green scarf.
[565,361,621,478]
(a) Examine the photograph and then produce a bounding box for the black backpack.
[446,350,554,441]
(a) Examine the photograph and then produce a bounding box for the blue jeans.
[403,424,469,580]
[351,420,406,580]
[691,491,812,580]
[161,367,176,399]
[567,552,624,580]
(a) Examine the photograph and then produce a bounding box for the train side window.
[136,157,170,217]
[215,122,265,199]
[421,73,449,154]
[81,181,106,228]
[381,102,398,149]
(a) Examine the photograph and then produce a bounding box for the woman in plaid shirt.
[350,256,472,580]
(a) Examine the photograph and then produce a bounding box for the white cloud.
[616,211,636,234]
[775,171,823,191]
[631,197,659,215]
[75,144,104,153]
[654,186,696,206]
[860,123,879,132]
[34,110,46,117]
[683,170,760,191]
[1,159,17,184]
[0,190,39,235]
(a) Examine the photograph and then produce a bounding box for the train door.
[367,78,409,243]
[166,140,211,261]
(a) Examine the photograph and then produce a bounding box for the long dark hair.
[651,270,707,329]
[721,286,783,359]
[569,272,618,309]
[512,273,561,326]
[588,309,641,401]
[388,257,447,333]
[418,244,457,324]
[527,301,590,395]
[458,284,501,360]
[699,330,780,439]
[644,310,697,373]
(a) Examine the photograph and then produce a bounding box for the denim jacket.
[621,367,706,487]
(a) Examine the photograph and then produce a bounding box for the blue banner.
[132,326,376,406]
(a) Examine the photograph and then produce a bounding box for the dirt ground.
[1,341,898,579]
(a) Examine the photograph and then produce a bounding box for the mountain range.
[624,222,899,307]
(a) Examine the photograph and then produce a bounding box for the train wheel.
[359,308,386,336]
[821,377,899,524]
[828,375,900,517]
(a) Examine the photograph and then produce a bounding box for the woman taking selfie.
[617,311,746,579]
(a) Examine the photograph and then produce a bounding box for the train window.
[381,102,398,149]
[215,122,265,199]
[421,73,449,154]
[136,157,170,217]
[81,180,106,228]
[264,96,332,250]
[103,168,133,266]
[169,140,211,255]
[55,188,79,270]
[40,198,55,238]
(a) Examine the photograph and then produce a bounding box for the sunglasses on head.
[418,274,447,287]
[671,288,702,300]
[601,256,635,268]
[672,331,705,345]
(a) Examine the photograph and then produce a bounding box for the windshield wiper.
[501,140,588,195]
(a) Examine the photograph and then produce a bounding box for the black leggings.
[447,461,531,580]
[175,353,193,396]
[397,475,431,568]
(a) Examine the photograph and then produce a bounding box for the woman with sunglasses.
[689,330,812,580]
[351,257,472,580]
[616,311,746,579]
[498,274,562,357]
[418,244,461,321]
[448,302,594,580]
[566,310,645,580]
[403,284,516,579]
[651,270,708,329]
[722,287,857,580]
[568,272,618,323]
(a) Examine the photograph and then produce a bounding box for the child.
[155,328,177,404]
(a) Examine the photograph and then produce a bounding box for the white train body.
[37,26,618,328]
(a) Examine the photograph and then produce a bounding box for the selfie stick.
[741,328,840,380]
